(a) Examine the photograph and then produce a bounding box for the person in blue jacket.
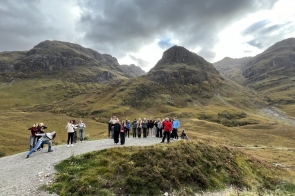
[125,119,131,138]
[172,117,180,140]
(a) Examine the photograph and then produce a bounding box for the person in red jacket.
[28,123,39,150]
[161,117,172,143]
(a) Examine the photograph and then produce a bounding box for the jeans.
[149,128,153,137]
[79,129,84,141]
[27,139,52,156]
[29,135,37,150]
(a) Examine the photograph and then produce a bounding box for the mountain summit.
[147,46,222,86]
[0,40,145,82]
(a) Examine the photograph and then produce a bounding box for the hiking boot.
[48,150,53,152]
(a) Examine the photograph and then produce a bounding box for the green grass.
[47,141,295,196]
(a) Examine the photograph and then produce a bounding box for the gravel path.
[0,137,163,196]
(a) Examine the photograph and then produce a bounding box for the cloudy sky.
[1,0,295,71]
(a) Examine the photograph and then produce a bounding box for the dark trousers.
[133,128,137,138]
[156,128,162,137]
[120,132,125,145]
[73,130,77,143]
[137,128,142,138]
[172,128,179,139]
[125,128,130,138]
[162,131,170,143]
[114,130,120,144]
[67,132,74,144]
[143,128,147,138]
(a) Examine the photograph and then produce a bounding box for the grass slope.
[48,141,295,196]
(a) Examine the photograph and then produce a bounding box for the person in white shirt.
[66,120,77,147]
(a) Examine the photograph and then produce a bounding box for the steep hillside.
[22,46,266,124]
[0,40,144,82]
[241,38,295,116]
[120,64,146,77]
[213,56,252,84]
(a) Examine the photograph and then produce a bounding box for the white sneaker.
[67,145,70,147]
[70,144,74,147]
[81,141,84,142]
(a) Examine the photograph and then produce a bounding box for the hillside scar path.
[0,137,162,196]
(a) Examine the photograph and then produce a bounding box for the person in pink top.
[161,117,172,143]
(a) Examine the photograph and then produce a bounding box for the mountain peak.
[153,45,207,67]
[147,46,222,86]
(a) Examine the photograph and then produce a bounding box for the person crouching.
[26,131,56,158]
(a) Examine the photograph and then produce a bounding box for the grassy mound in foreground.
[48,141,294,196]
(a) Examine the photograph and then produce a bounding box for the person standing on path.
[161,117,172,143]
[142,118,148,138]
[66,120,76,147]
[137,118,142,138]
[120,120,126,145]
[109,116,117,139]
[172,117,180,140]
[36,123,47,150]
[28,124,39,150]
[113,119,120,144]
[131,118,137,138]
[26,131,56,158]
[72,120,78,143]
[125,120,131,138]
[78,120,86,142]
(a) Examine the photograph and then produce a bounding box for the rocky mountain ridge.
[0,40,145,82]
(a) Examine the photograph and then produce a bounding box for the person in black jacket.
[113,118,120,144]
[36,123,47,150]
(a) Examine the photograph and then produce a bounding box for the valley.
[0,38,295,195]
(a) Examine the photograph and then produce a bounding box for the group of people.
[108,116,187,145]
[26,120,86,158]
[26,123,56,158]
[26,116,188,158]
[65,120,86,147]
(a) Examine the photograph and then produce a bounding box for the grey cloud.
[243,21,294,50]
[0,0,282,67]
[77,0,279,62]
[129,54,150,69]
[242,20,270,36]
[0,1,54,51]
[247,39,263,49]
